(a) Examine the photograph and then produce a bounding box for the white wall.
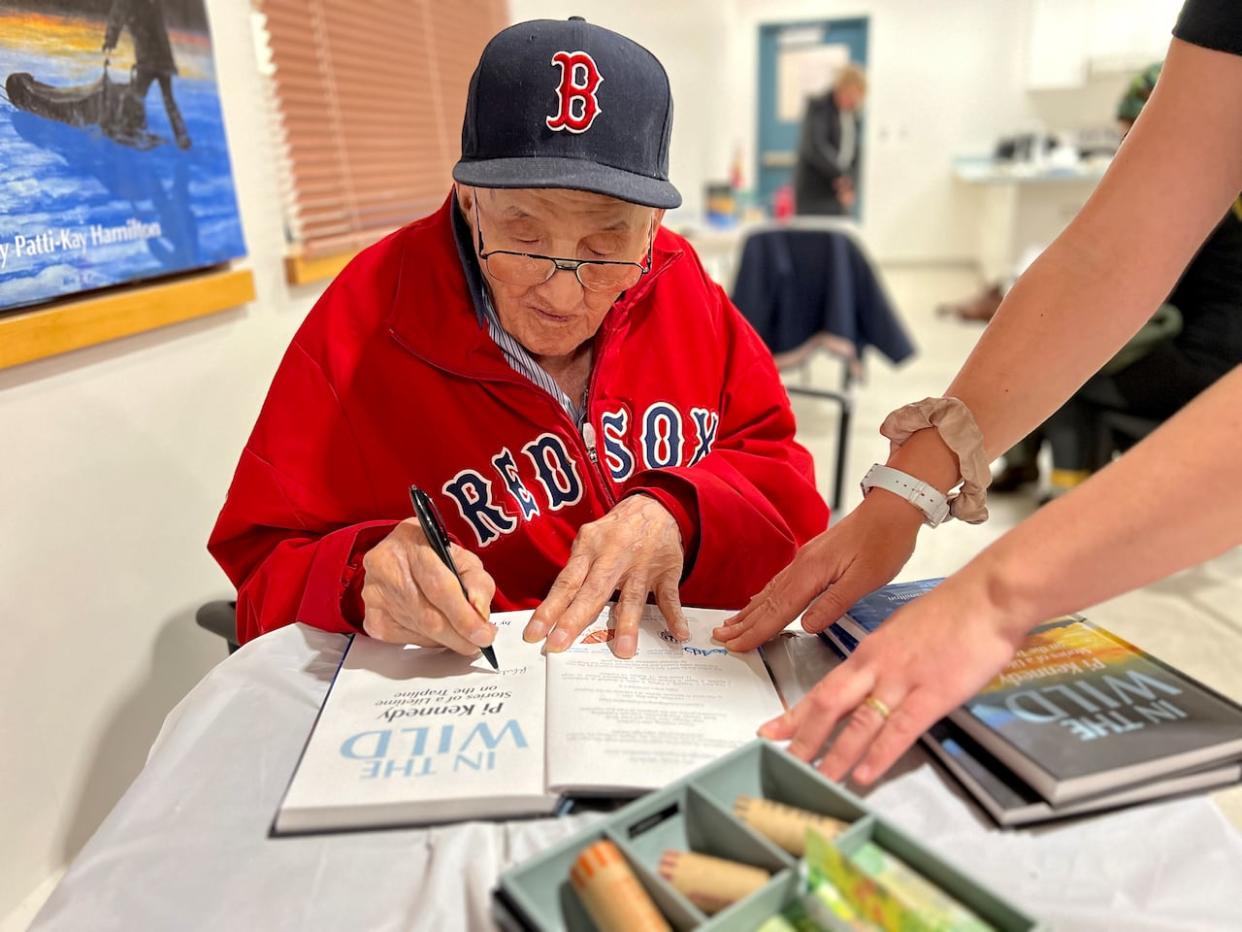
[513,0,1145,264]
[728,0,1047,263]
[0,1,328,925]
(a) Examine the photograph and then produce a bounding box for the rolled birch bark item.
[734,795,848,856]
[658,849,770,914]
[568,839,671,932]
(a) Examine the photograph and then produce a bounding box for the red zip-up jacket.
[208,197,828,644]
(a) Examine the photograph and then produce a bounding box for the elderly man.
[208,17,827,659]
[794,63,867,216]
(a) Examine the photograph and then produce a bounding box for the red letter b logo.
[546,51,603,133]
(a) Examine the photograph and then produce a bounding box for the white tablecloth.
[32,625,1242,931]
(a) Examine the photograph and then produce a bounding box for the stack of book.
[822,580,1242,827]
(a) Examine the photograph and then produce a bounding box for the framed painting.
[0,0,246,312]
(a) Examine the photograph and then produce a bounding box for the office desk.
[32,625,1242,931]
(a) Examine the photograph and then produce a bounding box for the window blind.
[256,0,509,259]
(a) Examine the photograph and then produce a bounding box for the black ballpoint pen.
[409,485,499,670]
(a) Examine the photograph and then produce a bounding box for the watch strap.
[860,464,951,527]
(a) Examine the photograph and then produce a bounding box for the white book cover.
[274,607,784,834]
[275,615,554,834]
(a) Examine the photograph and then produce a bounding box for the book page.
[277,613,553,832]
[543,606,784,795]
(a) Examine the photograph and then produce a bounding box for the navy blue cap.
[453,17,681,209]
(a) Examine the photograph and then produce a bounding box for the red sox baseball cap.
[452,17,682,209]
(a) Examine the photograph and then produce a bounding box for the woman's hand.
[713,493,923,651]
[761,582,1027,784]
[524,494,689,658]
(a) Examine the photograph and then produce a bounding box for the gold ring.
[862,695,891,719]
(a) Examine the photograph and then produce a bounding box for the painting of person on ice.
[102,0,190,149]
[0,0,245,311]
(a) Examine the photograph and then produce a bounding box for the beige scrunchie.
[879,397,990,524]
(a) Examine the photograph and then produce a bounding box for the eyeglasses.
[474,200,654,293]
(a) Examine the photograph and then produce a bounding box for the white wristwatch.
[860,464,951,527]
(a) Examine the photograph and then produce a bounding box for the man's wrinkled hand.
[360,517,497,655]
[524,495,689,658]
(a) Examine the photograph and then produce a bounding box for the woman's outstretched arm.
[719,37,1242,649]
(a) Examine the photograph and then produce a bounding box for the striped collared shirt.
[451,195,586,426]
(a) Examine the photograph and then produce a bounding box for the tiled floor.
[788,264,1242,828]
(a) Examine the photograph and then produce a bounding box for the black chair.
[729,224,914,516]
[195,599,239,654]
[1094,410,1161,467]
[785,375,853,516]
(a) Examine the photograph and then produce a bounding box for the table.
[952,157,1111,284]
[32,625,1242,931]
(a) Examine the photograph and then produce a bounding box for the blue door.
[756,18,869,215]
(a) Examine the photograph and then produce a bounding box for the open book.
[273,607,786,834]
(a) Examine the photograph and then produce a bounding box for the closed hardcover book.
[826,581,1242,807]
[833,578,942,644]
[924,719,1242,827]
[954,617,1242,804]
[820,626,857,661]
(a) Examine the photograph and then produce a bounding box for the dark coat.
[793,92,858,216]
[1107,202,1242,417]
[106,0,177,76]
[1167,202,1242,375]
[730,228,914,366]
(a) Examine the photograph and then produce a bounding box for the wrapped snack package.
[806,827,995,932]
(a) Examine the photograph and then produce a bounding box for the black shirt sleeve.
[1174,0,1242,57]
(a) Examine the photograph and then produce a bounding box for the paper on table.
[543,606,784,795]
[276,615,554,832]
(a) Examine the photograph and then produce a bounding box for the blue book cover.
[955,616,1242,803]
[832,578,944,644]
[817,579,1242,805]
[820,626,858,660]
[924,718,1242,827]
